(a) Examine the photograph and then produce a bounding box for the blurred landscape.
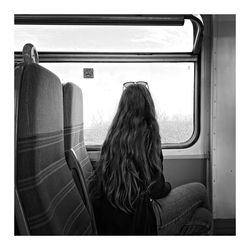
[84,114,193,145]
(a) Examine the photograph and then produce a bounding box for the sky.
[41,62,194,128]
[14,21,193,52]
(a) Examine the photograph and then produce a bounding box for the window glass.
[15,20,193,52]
[42,63,194,145]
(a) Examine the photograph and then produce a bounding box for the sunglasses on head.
[123,81,149,90]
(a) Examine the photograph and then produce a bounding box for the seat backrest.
[63,82,93,182]
[63,82,96,231]
[15,61,30,235]
[15,44,95,235]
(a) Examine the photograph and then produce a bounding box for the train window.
[15,15,202,149]
[15,21,193,53]
[41,62,195,146]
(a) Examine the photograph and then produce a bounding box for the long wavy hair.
[89,84,162,213]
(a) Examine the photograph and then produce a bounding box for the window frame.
[14,14,203,150]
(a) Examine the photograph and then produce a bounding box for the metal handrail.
[14,52,198,63]
[15,14,185,26]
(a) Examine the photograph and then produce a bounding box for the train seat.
[15,44,95,235]
[63,82,93,182]
[63,82,96,231]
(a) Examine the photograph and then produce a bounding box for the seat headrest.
[63,82,83,128]
[22,43,39,64]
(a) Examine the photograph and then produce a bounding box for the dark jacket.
[92,153,171,235]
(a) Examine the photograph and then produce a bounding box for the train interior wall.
[91,159,207,189]
[210,15,236,220]
[162,159,206,188]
